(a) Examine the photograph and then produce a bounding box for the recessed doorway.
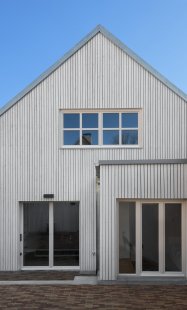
[21,201,79,269]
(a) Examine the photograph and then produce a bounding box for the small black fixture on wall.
[43,194,54,199]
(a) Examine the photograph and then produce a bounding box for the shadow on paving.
[0,271,80,281]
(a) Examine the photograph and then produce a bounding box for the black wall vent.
[43,194,54,199]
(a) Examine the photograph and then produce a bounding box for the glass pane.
[122,130,138,145]
[165,204,181,271]
[23,203,49,266]
[82,113,98,128]
[64,130,80,145]
[122,113,138,128]
[119,202,136,274]
[142,204,158,271]
[54,202,79,266]
[103,113,119,128]
[64,114,80,128]
[103,130,119,145]
[82,130,98,145]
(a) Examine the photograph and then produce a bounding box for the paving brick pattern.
[0,271,79,281]
[0,285,187,309]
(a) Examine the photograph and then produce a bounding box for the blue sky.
[0,0,187,108]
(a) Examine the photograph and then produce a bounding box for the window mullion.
[119,113,122,145]
[99,112,102,145]
[80,113,82,146]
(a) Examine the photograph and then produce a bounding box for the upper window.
[61,111,140,147]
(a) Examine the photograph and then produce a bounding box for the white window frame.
[59,109,142,148]
[117,199,186,277]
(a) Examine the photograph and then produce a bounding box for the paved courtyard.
[0,284,187,309]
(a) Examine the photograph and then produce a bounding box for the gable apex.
[0,25,187,116]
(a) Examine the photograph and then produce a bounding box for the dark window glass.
[103,113,119,128]
[23,203,49,266]
[54,202,79,266]
[64,114,80,128]
[103,130,119,145]
[165,204,181,271]
[64,131,80,145]
[82,130,98,145]
[82,113,98,128]
[122,130,138,145]
[119,202,136,274]
[122,113,138,128]
[142,203,159,271]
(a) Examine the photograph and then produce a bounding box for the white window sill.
[60,145,142,150]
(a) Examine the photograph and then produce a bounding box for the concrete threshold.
[0,276,98,286]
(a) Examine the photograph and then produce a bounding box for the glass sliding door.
[119,202,136,273]
[23,202,49,266]
[53,202,79,266]
[165,204,181,272]
[23,201,79,268]
[142,203,159,271]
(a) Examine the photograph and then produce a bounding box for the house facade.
[0,25,187,281]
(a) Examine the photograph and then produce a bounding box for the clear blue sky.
[0,0,187,108]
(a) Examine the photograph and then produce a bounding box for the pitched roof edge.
[99,25,187,102]
[0,25,101,116]
[0,24,187,116]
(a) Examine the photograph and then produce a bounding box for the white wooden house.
[0,25,187,281]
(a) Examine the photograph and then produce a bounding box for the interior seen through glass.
[119,202,136,274]
[54,202,79,266]
[24,202,49,266]
[165,204,181,271]
[23,202,79,267]
[142,203,159,271]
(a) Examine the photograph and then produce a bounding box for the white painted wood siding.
[0,33,187,271]
[99,163,187,280]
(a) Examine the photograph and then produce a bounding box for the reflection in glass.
[82,130,98,145]
[23,203,49,266]
[54,202,79,266]
[64,114,80,128]
[165,204,181,271]
[119,202,136,273]
[64,131,80,145]
[82,113,98,128]
[122,113,138,128]
[103,130,119,145]
[142,204,158,271]
[103,113,119,128]
[122,130,138,145]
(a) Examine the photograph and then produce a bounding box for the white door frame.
[117,199,186,277]
[20,201,80,270]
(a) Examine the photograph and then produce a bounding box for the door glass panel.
[165,204,181,271]
[54,202,79,266]
[142,203,159,271]
[119,202,136,273]
[23,203,49,266]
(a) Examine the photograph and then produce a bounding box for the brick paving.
[0,271,79,281]
[0,284,187,309]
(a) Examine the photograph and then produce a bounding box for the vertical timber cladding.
[99,163,187,281]
[0,27,187,271]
